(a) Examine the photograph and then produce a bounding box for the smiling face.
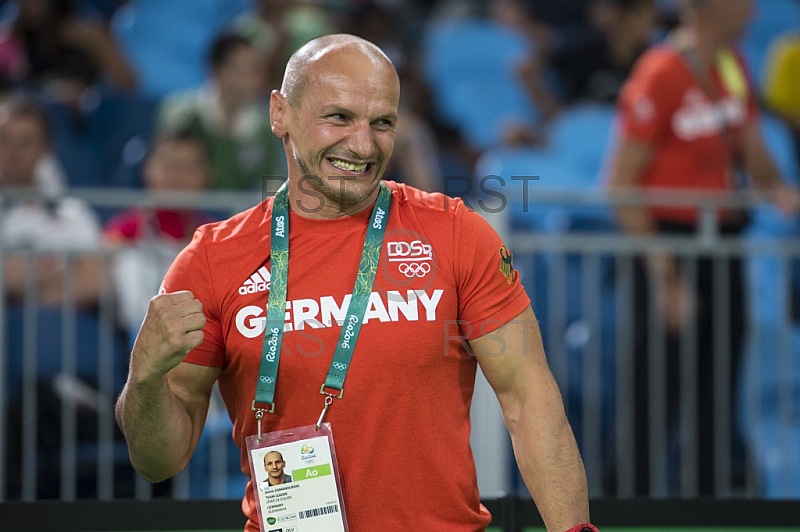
[270,38,400,216]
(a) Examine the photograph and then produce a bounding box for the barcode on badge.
[298,504,339,520]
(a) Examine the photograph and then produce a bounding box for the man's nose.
[346,121,375,159]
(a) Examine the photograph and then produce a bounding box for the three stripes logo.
[239,266,271,295]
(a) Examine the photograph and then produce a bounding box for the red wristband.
[565,524,599,532]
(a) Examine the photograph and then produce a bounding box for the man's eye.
[330,113,347,121]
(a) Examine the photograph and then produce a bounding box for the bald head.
[281,34,398,106]
[264,450,284,466]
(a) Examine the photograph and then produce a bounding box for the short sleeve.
[161,229,225,367]
[617,53,678,145]
[454,203,530,340]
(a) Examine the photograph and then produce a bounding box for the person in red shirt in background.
[104,131,214,342]
[607,0,800,496]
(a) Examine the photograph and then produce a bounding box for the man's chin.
[318,175,382,206]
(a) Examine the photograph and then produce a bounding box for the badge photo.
[246,423,348,532]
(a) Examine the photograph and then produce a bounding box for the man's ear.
[270,90,289,138]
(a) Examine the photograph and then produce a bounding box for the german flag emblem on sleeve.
[499,245,514,284]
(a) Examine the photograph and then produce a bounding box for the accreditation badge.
[245,423,348,532]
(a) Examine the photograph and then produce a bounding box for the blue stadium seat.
[98,93,159,188]
[476,146,577,231]
[422,19,539,149]
[547,103,617,186]
[111,0,249,98]
[476,144,614,232]
[741,0,800,84]
[44,91,158,188]
[45,100,108,188]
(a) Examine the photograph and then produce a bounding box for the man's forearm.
[506,393,590,532]
[115,375,194,482]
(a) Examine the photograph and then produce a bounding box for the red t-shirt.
[618,45,758,224]
[162,181,530,531]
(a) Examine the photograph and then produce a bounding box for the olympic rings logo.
[398,262,431,278]
[259,376,274,384]
[332,362,348,371]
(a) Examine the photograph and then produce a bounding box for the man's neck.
[285,179,381,220]
[268,474,285,486]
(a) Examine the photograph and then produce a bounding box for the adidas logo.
[239,266,271,295]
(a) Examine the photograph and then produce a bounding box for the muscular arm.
[115,292,216,482]
[469,306,589,532]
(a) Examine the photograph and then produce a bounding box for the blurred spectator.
[104,131,215,339]
[233,0,334,92]
[157,33,283,190]
[607,0,800,496]
[0,0,137,92]
[0,94,102,307]
[519,0,658,120]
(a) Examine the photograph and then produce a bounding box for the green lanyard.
[253,181,392,435]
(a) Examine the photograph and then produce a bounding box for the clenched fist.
[130,291,206,383]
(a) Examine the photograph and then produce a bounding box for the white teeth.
[330,158,368,172]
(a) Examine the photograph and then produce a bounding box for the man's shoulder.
[194,200,271,248]
[385,180,468,220]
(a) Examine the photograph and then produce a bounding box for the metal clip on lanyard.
[252,181,392,439]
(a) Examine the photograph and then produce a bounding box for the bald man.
[116,35,596,532]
